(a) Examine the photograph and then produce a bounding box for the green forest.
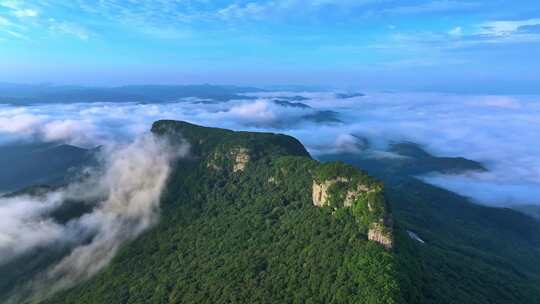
[2,120,539,304]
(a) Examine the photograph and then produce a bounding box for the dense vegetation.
[3,121,539,303]
[321,147,540,304]
[37,121,405,303]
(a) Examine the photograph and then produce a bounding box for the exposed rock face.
[206,147,250,172]
[312,177,349,207]
[311,167,393,249]
[232,148,250,172]
[368,222,393,250]
[312,178,373,208]
[344,184,371,207]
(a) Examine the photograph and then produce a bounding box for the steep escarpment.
[311,162,393,249]
[155,120,394,249]
[41,120,404,304]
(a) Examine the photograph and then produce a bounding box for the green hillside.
[3,120,539,304]
[321,148,540,303]
[40,120,405,304]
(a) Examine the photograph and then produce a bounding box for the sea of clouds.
[0,91,539,208]
[0,89,539,298]
[0,133,187,302]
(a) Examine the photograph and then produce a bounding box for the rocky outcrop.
[344,184,371,207]
[312,178,373,208]
[311,164,393,249]
[368,222,393,249]
[206,147,251,172]
[312,177,349,207]
[232,148,250,172]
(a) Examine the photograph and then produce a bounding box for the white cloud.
[48,19,92,40]
[480,19,540,37]
[13,8,38,17]
[0,193,65,264]
[384,0,479,15]
[218,2,269,20]
[0,132,188,300]
[0,16,15,27]
[44,134,186,293]
[0,107,44,135]
[1,91,540,209]
[449,26,462,36]
[0,0,19,10]
[0,0,38,17]
[225,100,277,122]
[42,119,97,144]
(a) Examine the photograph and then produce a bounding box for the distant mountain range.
[0,142,96,193]
[0,84,263,104]
[0,83,366,104]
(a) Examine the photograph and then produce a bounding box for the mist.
[0,133,187,301]
[1,88,539,300]
[2,90,538,207]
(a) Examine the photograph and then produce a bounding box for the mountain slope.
[320,148,540,304]
[5,121,539,303]
[38,120,404,304]
[0,143,95,193]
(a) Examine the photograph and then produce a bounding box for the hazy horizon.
[1,0,539,93]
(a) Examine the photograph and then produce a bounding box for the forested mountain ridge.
[39,120,406,303]
[5,120,538,303]
[321,144,540,304]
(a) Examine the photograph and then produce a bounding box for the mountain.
[2,120,404,303]
[320,144,540,303]
[326,141,486,176]
[0,143,95,193]
[271,99,311,108]
[2,120,540,303]
[512,204,540,219]
[0,84,262,104]
[335,92,365,99]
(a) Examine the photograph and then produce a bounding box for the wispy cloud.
[347,16,540,64]
[0,0,39,17]
[480,18,540,37]
[448,26,462,36]
[48,19,92,40]
[13,8,38,17]
[0,0,93,41]
[384,0,480,15]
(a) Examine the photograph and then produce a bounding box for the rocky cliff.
[37,120,400,304]
[312,162,393,249]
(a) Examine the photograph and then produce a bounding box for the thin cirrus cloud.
[480,18,540,36]
[0,1,539,91]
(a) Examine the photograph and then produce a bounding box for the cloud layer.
[1,91,539,208]
[1,89,539,300]
[0,132,187,301]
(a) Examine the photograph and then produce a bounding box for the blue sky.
[0,0,539,92]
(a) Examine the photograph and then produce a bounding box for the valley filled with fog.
[1,89,538,208]
[1,86,539,303]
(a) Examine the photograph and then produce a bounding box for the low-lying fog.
[2,90,538,207]
[1,89,539,300]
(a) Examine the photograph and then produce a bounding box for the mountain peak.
[151,120,311,160]
[152,120,392,249]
